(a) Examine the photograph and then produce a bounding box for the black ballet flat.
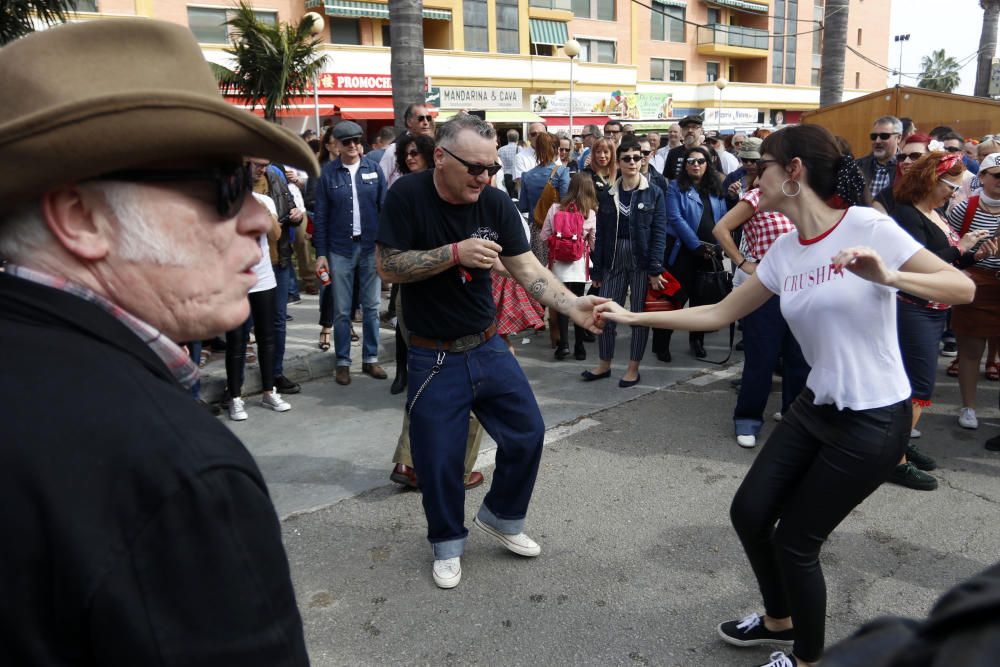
[618,374,640,388]
[581,370,611,382]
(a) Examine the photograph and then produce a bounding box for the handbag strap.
[698,321,737,366]
[960,195,980,238]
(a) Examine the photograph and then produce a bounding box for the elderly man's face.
[870,122,900,162]
[647,133,660,151]
[407,106,434,137]
[667,125,681,145]
[100,163,271,340]
[434,130,498,205]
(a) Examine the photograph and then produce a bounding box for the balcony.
[696,23,769,59]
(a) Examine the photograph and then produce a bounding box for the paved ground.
[216,294,1000,666]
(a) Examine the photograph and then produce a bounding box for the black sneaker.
[717,613,794,648]
[941,341,958,357]
[985,435,1000,452]
[888,462,937,491]
[755,651,797,667]
[274,374,301,394]
[906,445,937,471]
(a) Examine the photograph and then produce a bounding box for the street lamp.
[563,38,581,137]
[304,11,326,134]
[893,34,910,87]
[714,77,728,136]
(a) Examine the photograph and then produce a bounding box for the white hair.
[0,182,198,267]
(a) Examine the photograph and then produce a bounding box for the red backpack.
[547,204,588,266]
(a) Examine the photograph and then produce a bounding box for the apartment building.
[61,0,891,135]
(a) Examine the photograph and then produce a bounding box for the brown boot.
[335,366,351,385]
[362,363,387,379]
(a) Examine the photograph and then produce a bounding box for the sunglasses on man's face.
[733,141,745,147]
[414,114,433,123]
[944,145,963,153]
[979,169,1000,179]
[440,145,502,177]
[339,137,362,147]
[901,152,926,162]
[870,132,898,141]
[559,147,571,152]
[686,157,707,166]
[606,130,621,136]
[96,163,254,219]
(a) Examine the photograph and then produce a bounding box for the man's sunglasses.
[440,145,502,177]
[686,157,707,165]
[558,146,571,152]
[944,146,963,153]
[870,132,898,141]
[740,157,757,164]
[605,129,622,135]
[619,154,642,163]
[640,150,652,156]
[900,152,926,162]
[414,114,434,123]
[339,137,362,147]
[95,163,253,219]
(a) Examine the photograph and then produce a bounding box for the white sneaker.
[773,411,783,422]
[432,557,461,589]
[473,517,541,557]
[756,651,797,667]
[958,407,978,429]
[736,434,757,448]
[228,397,248,421]
[910,428,922,439]
[262,390,291,412]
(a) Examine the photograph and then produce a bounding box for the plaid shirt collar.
[5,264,198,389]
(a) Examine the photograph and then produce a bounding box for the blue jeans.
[329,245,380,366]
[734,294,809,437]
[407,334,545,559]
[897,299,948,402]
[272,263,294,377]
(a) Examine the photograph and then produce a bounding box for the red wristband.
[451,242,460,266]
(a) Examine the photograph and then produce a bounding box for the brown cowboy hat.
[0,19,319,206]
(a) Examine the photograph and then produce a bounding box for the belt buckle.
[451,333,481,353]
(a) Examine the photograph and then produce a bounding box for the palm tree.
[974,0,999,97]
[918,49,962,93]
[819,0,849,107]
[213,2,328,122]
[388,0,426,132]
[1,0,76,45]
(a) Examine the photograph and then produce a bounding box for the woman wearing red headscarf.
[873,133,931,216]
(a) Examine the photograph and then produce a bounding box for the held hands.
[569,294,611,333]
[960,229,991,252]
[592,300,631,326]
[456,238,503,269]
[830,246,895,286]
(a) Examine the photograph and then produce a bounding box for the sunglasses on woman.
[95,162,254,219]
[619,154,642,163]
[900,152,925,162]
[440,145,502,177]
[406,150,421,158]
[686,157,707,165]
[939,179,961,194]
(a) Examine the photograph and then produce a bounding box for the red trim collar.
[798,209,849,246]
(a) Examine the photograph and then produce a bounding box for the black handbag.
[692,253,732,305]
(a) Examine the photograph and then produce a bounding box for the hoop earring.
[781,179,801,198]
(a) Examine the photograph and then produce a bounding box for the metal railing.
[696,24,769,50]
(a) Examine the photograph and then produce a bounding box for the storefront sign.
[308,73,430,94]
[439,87,523,109]
[703,107,760,125]
[530,91,639,117]
[637,93,674,119]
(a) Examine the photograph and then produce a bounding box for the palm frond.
[0,0,76,46]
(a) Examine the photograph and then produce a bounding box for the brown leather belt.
[409,323,497,352]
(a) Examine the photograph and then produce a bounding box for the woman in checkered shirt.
[714,188,808,449]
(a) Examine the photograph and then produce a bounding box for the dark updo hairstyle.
[760,125,870,207]
[395,133,436,174]
[677,145,723,199]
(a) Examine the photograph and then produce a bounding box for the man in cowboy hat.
[0,20,316,665]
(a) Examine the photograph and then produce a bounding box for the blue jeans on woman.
[734,294,810,437]
[329,244,380,367]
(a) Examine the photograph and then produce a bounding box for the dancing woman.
[594,125,975,667]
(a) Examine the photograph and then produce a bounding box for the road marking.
[686,362,743,386]
[472,418,601,471]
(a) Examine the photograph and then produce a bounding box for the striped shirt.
[947,199,1000,270]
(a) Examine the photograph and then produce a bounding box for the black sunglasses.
[440,145,502,177]
[619,154,642,163]
[870,132,898,141]
[414,114,434,123]
[558,146,571,151]
[339,136,362,147]
[757,158,779,173]
[405,149,421,158]
[640,150,652,156]
[686,157,707,165]
[944,146,963,153]
[605,129,621,135]
[95,163,253,219]
[900,151,925,162]
[740,157,757,164]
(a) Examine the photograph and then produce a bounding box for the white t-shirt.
[755,206,922,410]
[345,160,362,236]
[250,192,278,293]
[514,148,536,180]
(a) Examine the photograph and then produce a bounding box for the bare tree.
[388,0,426,133]
[974,0,999,97]
[819,0,849,108]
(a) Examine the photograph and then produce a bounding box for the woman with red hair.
[873,132,931,216]
[888,152,997,489]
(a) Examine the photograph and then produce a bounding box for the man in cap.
[377,114,605,589]
[314,120,387,386]
[663,115,704,180]
[722,136,764,208]
[0,20,314,664]
[380,102,435,187]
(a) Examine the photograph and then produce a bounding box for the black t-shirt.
[664,146,687,180]
[377,169,531,339]
[697,191,716,243]
[616,187,635,240]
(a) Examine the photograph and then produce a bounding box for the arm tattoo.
[378,245,453,283]
[527,278,547,299]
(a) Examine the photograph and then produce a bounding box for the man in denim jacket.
[314,121,387,385]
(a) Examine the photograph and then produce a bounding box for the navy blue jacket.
[313,156,386,258]
[592,175,667,282]
[665,180,728,266]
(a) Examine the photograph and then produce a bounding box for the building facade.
[63,0,892,136]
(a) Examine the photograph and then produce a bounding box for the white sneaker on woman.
[958,407,978,429]
[262,390,291,412]
[736,435,757,448]
[228,397,248,421]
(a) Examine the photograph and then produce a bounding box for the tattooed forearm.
[527,278,547,299]
[377,244,454,283]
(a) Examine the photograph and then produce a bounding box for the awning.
[706,0,768,14]
[305,0,452,21]
[528,19,568,46]
[330,95,395,119]
[435,110,545,123]
[651,0,687,7]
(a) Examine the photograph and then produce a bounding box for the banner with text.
[438,87,523,109]
[702,107,760,125]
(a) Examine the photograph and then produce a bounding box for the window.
[70,0,98,11]
[651,5,684,42]
[856,28,862,46]
[187,7,277,44]
[464,0,489,52]
[329,18,360,44]
[707,8,721,24]
[811,68,820,86]
[772,0,784,84]
[573,0,615,21]
[651,58,684,81]
[530,0,572,8]
[382,24,391,46]
[784,51,796,84]
[579,38,616,63]
[707,61,720,82]
[784,0,797,85]
[496,0,519,54]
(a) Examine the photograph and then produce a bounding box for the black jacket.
[591,175,667,282]
[0,274,308,666]
[857,153,897,195]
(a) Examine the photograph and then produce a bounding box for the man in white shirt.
[706,135,739,175]
[379,103,435,188]
[497,128,520,197]
[514,121,546,187]
[652,122,682,173]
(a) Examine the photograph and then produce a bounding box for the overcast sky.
[886,0,997,94]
